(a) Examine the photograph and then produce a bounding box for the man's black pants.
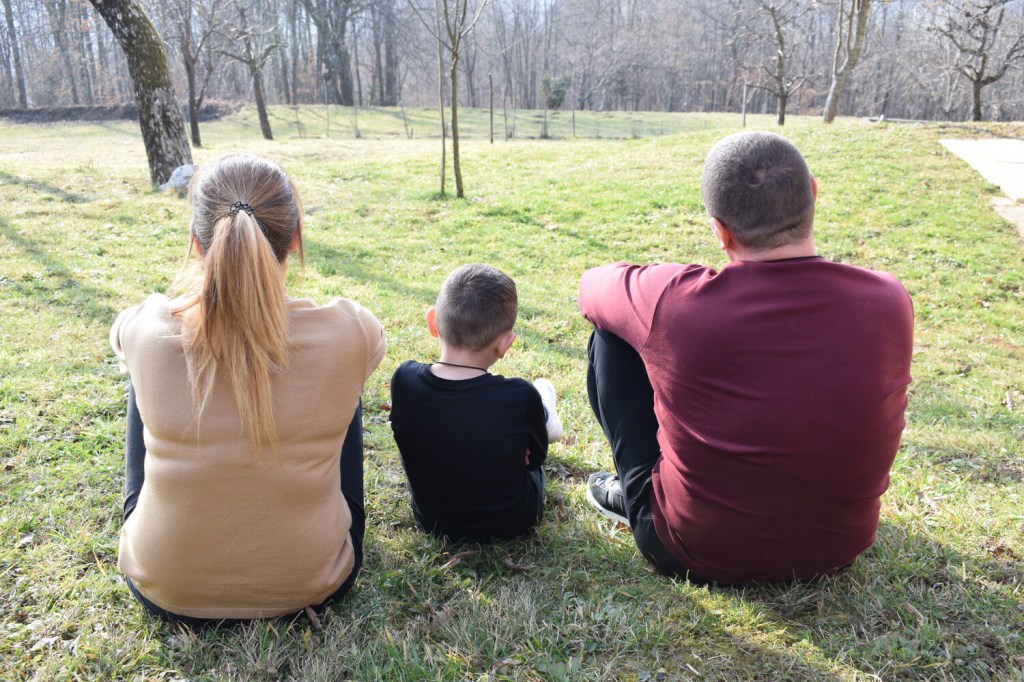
[586,328,704,582]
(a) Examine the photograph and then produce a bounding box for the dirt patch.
[0,101,240,124]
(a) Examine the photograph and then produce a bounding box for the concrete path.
[940,138,1024,238]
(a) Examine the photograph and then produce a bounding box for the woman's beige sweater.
[110,294,385,619]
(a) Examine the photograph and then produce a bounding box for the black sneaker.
[586,471,629,526]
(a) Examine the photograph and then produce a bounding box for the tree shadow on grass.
[0,216,117,322]
[0,169,88,203]
[568,511,1023,679]
[303,235,437,304]
[729,522,1024,679]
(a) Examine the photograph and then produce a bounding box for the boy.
[389,264,562,541]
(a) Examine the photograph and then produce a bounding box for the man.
[579,131,913,585]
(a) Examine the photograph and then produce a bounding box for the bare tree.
[934,0,1024,121]
[220,5,282,140]
[2,0,28,107]
[160,0,224,147]
[823,0,873,123]
[45,0,82,104]
[368,0,400,104]
[76,1,99,104]
[88,0,193,186]
[295,0,360,105]
[738,0,814,125]
[410,0,490,198]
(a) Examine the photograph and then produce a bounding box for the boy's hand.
[525,449,531,466]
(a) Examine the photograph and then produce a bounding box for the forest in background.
[1,0,1023,127]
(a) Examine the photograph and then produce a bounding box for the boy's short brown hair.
[435,264,518,351]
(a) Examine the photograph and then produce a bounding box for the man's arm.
[578,262,694,351]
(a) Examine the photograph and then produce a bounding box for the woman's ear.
[191,234,204,256]
[425,307,440,338]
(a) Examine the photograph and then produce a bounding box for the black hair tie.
[229,201,254,216]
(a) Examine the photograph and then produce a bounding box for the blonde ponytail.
[172,154,303,453]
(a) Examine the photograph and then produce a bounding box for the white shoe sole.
[533,378,563,442]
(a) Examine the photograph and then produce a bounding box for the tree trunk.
[88,0,193,187]
[0,36,13,100]
[369,0,399,105]
[78,2,97,105]
[288,0,299,104]
[185,57,202,146]
[352,26,363,106]
[337,44,355,105]
[436,1,446,196]
[383,0,399,105]
[238,25,274,141]
[777,92,787,126]
[253,65,273,139]
[451,54,463,198]
[972,79,983,121]
[823,0,872,123]
[2,0,28,107]
[50,0,81,105]
[278,39,291,105]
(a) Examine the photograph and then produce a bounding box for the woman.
[110,154,385,624]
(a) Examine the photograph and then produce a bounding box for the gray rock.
[159,164,198,196]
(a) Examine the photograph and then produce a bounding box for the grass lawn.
[1,107,1022,681]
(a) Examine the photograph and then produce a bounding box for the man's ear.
[810,173,818,200]
[495,330,517,358]
[425,307,440,339]
[710,217,733,251]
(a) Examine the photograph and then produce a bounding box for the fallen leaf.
[904,602,926,624]
[304,606,322,631]
[442,550,479,569]
[492,657,521,670]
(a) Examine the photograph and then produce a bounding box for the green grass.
[1,107,1023,681]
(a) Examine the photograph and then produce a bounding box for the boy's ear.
[495,330,517,358]
[425,307,440,338]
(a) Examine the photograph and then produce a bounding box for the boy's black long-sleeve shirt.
[389,360,548,541]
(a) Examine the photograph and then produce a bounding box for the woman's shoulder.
[109,294,182,371]
[290,297,381,330]
[288,297,385,361]
[289,296,370,315]
[112,293,179,335]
